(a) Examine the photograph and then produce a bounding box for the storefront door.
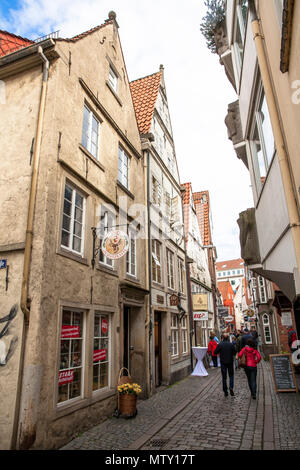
[154,311,162,387]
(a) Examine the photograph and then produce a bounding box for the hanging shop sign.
[102,230,129,260]
[247,309,255,318]
[61,325,80,339]
[0,259,7,269]
[170,293,179,306]
[224,315,234,322]
[58,369,74,386]
[192,293,208,311]
[93,349,107,363]
[193,311,208,321]
[101,318,108,334]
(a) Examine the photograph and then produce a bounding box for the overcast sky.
[0,0,254,261]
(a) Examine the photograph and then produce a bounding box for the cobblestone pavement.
[61,360,300,451]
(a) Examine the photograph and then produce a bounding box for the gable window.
[93,312,111,392]
[99,209,114,268]
[61,182,85,255]
[250,84,275,193]
[108,66,118,92]
[152,240,162,284]
[81,104,100,159]
[152,175,161,206]
[126,228,136,277]
[167,249,175,290]
[118,146,129,189]
[58,309,84,404]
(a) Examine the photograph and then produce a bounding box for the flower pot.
[119,393,137,417]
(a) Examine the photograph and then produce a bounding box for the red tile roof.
[0,30,33,57]
[130,71,162,134]
[217,280,235,305]
[193,191,211,246]
[56,20,112,43]
[215,258,245,271]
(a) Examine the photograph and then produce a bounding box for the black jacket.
[214,340,236,365]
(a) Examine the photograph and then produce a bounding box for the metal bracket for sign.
[91,224,130,269]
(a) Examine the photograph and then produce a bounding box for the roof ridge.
[55,20,112,43]
[130,70,162,84]
[0,29,33,43]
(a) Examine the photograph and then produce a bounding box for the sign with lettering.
[93,349,107,363]
[58,370,74,386]
[102,230,129,260]
[193,311,208,321]
[101,318,108,334]
[61,325,80,339]
[169,294,178,306]
[269,354,298,393]
[0,259,7,269]
[192,294,208,311]
[281,311,292,326]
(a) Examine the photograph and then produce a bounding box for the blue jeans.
[244,366,257,396]
[221,363,234,392]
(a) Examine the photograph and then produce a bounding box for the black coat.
[214,340,236,365]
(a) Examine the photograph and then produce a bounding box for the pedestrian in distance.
[208,332,219,368]
[241,328,258,349]
[287,327,297,354]
[214,333,236,397]
[239,338,261,400]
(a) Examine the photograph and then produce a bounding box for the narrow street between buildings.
[61,361,300,451]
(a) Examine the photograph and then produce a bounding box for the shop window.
[263,313,272,344]
[61,182,85,255]
[171,314,179,357]
[93,313,110,392]
[58,309,84,404]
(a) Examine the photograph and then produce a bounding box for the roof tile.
[130,71,162,134]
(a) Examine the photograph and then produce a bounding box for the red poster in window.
[61,325,80,338]
[101,318,108,334]
[93,349,107,362]
[58,369,74,385]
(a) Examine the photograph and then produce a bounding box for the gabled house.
[130,67,191,389]
[181,182,215,346]
[0,12,149,449]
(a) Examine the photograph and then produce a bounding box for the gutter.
[12,46,49,450]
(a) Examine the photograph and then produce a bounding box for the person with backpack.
[208,333,219,368]
[239,338,261,399]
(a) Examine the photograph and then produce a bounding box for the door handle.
[129,346,134,351]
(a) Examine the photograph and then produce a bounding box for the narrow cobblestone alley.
[61,361,300,451]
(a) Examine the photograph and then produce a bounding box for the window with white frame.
[164,191,171,219]
[167,249,175,289]
[93,312,110,392]
[99,209,114,267]
[274,0,284,30]
[61,182,85,255]
[171,314,179,356]
[181,315,188,354]
[126,228,136,277]
[152,175,161,206]
[250,85,276,192]
[58,309,84,404]
[81,104,100,159]
[233,0,248,76]
[258,276,267,303]
[118,146,129,189]
[152,239,162,284]
[178,257,185,293]
[108,65,118,93]
[263,313,272,344]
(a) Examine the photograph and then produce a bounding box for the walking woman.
[239,338,261,399]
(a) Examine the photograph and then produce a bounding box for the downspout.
[143,147,151,397]
[249,0,300,290]
[146,149,153,393]
[13,46,49,450]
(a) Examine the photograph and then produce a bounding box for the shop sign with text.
[93,349,107,362]
[193,311,208,321]
[61,325,80,339]
[192,293,208,311]
[58,369,74,386]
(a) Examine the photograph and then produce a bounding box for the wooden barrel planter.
[116,367,138,418]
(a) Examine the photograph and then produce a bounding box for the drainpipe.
[143,147,151,397]
[13,46,49,450]
[146,149,153,393]
[249,0,300,291]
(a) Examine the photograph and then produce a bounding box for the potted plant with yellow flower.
[116,368,142,418]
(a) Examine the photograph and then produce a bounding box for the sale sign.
[61,325,80,338]
[93,349,107,362]
[101,318,108,335]
[58,369,74,385]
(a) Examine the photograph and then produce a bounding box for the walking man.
[214,333,236,397]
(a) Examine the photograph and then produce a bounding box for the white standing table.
[191,347,208,377]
